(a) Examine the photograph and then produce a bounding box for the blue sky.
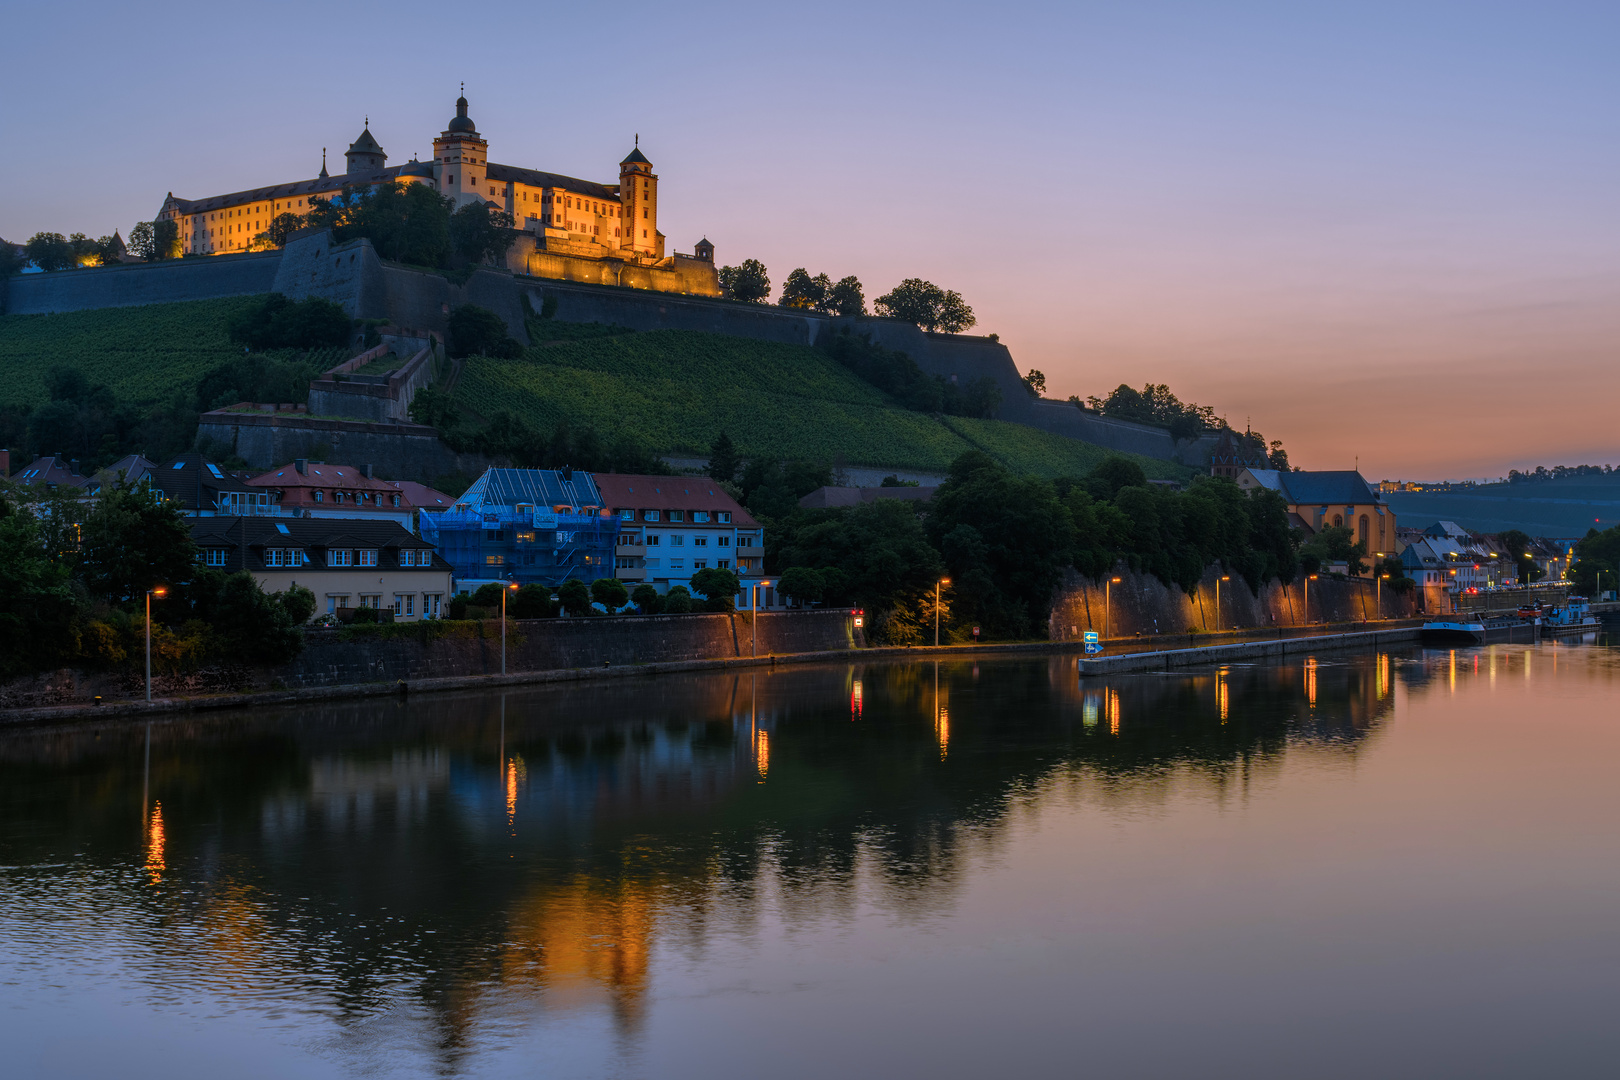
[5,1,1617,477]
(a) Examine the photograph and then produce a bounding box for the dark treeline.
[712,447,1360,644]
[819,327,1002,419]
[305,181,517,270]
[0,482,309,678]
[1507,464,1618,484]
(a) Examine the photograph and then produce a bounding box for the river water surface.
[2,641,1617,1078]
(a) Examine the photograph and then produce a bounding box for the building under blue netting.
[419,468,620,589]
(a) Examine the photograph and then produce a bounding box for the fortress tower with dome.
[155,90,719,296]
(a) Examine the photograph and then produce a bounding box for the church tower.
[344,120,386,174]
[619,139,660,259]
[433,87,489,208]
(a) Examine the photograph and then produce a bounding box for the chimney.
[69,458,80,476]
[363,464,374,479]
[295,458,307,475]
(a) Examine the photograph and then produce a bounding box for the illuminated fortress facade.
[156,91,718,294]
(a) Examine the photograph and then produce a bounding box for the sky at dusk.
[5,0,1617,479]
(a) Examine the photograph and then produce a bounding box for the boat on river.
[1422,618,1539,645]
[1542,596,1600,638]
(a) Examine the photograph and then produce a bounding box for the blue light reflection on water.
[1,641,1617,1078]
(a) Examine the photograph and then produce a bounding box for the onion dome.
[448,87,477,134]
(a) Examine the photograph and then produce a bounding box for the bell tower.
[344,118,386,174]
[619,137,660,259]
[433,85,489,208]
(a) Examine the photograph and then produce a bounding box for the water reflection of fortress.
[1,653,1408,1071]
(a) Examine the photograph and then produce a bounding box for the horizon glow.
[4,1,1616,479]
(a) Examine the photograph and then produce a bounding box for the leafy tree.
[826,275,865,316]
[127,222,157,262]
[1023,369,1046,396]
[152,220,179,260]
[874,279,976,333]
[719,259,770,302]
[779,268,829,310]
[227,294,351,351]
[511,582,558,618]
[24,232,76,272]
[943,375,1002,419]
[776,499,944,617]
[1496,529,1544,585]
[0,240,24,277]
[447,304,522,359]
[1299,525,1367,578]
[308,182,455,267]
[776,566,825,604]
[740,458,833,521]
[1084,455,1148,500]
[408,385,462,431]
[591,577,630,612]
[0,487,83,676]
[277,584,317,625]
[661,585,694,614]
[1374,556,1415,594]
[260,212,306,249]
[631,583,662,614]
[707,430,740,484]
[78,481,198,607]
[450,200,517,266]
[557,578,593,616]
[689,567,740,611]
[209,571,303,663]
[1086,383,1214,442]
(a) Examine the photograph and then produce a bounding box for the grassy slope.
[0,296,269,408]
[456,327,1187,479]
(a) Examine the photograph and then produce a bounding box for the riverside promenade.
[1,619,1427,727]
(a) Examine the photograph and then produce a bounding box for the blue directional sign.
[1084,631,1102,655]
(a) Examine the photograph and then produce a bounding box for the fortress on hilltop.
[155,90,720,296]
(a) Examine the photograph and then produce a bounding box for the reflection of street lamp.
[1216,575,1230,631]
[934,577,951,647]
[1305,574,1318,625]
[145,586,168,703]
[1106,576,1122,638]
[501,580,518,675]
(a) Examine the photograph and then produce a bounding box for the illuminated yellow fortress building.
[156,90,718,295]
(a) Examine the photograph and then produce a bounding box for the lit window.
[328,549,353,567]
[359,549,377,567]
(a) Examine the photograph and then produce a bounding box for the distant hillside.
[0,296,267,409]
[1386,475,1620,538]
[455,328,1187,479]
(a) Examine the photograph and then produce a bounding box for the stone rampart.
[2,251,281,314]
[196,409,491,479]
[1049,565,1419,641]
[522,278,825,344]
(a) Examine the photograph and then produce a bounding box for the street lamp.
[500,580,518,675]
[1106,576,1122,639]
[1215,575,1229,632]
[145,586,167,703]
[752,580,773,657]
[934,577,951,647]
[1378,572,1389,617]
[1304,574,1318,625]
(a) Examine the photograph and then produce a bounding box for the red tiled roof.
[590,473,758,527]
[385,479,455,511]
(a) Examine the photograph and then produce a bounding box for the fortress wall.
[271,232,380,316]
[196,410,492,480]
[522,279,824,344]
[2,251,281,314]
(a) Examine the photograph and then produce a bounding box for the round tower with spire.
[433,85,490,207]
[619,136,661,259]
[345,119,386,174]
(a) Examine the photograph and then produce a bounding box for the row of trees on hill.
[3,224,180,273]
[718,260,978,333]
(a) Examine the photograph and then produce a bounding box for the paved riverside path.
[1077,625,1424,676]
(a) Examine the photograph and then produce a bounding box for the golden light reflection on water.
[1217,670,1229,722]
[1305,658,1318,707]
[506,755,527,835]
[936,706,950,760]
[144,801,165,884]
[755,729,769,781]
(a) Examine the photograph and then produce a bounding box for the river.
[1,639,1616,1078]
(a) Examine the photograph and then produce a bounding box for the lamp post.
[1106,576,1122,638]
[1378,572,1389,618]
[1216,575,1229,632]
[934,577,951,647]
[145,586,167,703]
[500,580,518,675]
[1305,574,1317,625]
[752,580,773,657]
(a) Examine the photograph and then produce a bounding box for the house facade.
[190,517,453,620]
[591,473,766,598]
[1236,468,1397,570]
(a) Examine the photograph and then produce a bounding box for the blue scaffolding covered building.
[419,468,620,590]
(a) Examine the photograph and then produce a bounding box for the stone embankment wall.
[0,609,858,710]
[195,408,492,478]
[1049,566,1420,641]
